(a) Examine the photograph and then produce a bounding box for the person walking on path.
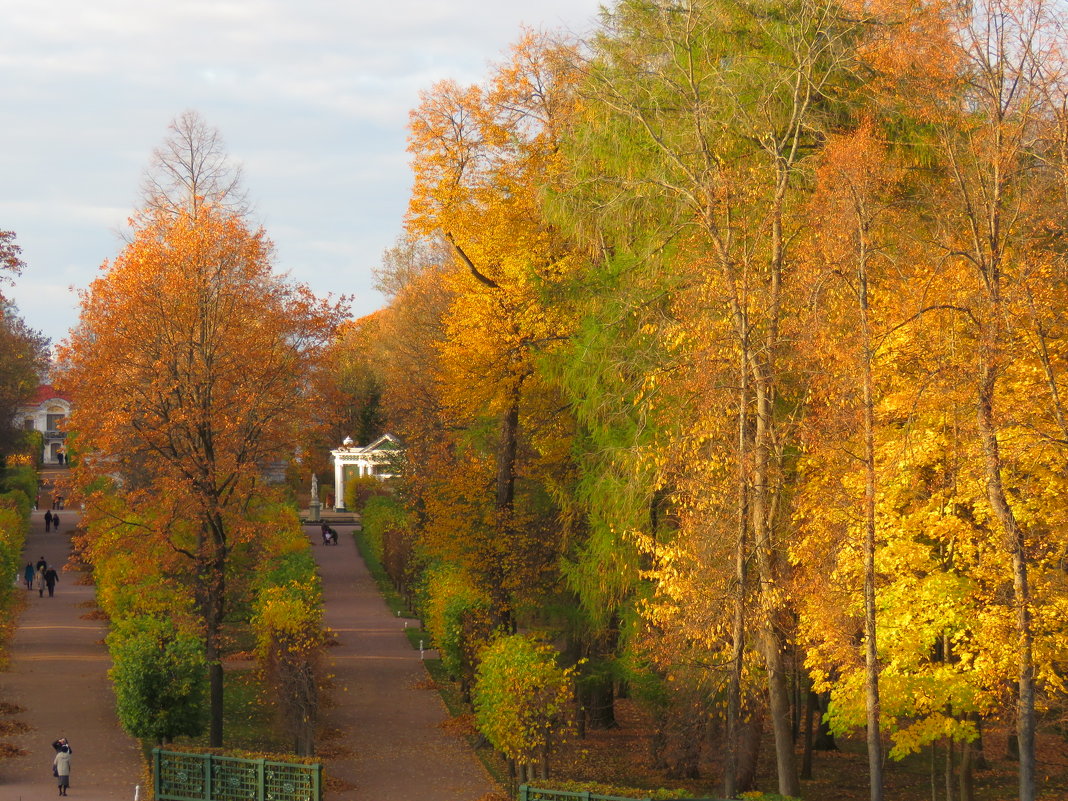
[0,505,142,799]
[44,566,59,598]
[44,510,53,532]
[53,741,71,796]
[23,562,34,590]
[52,513,61,531]
[34,564,45,597]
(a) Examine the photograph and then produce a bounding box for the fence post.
[314,762,323,801]
[152,749,161,800]
[252,757,262,801]
[519,784,529,801]
[581,792,591,801]
[204,753,212,801]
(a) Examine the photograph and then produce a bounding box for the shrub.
[250,508,325,757]
[421,565,493,699]
[1,463,37,502]
[344,474,391,512]
[108,616,207,744]
[532,781,691,799]
[473,633,575,782]
[361,495,415,602]
[251,581,324,756]
[360,494,406,564]
[0,481,32,601]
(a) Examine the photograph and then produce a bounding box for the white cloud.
[1,0,604,344]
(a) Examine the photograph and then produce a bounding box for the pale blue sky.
[0,0,602,347]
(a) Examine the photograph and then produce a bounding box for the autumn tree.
[307,314,387,476]
[404,31,581,625]
[552,0,869,792]
[109,616,207,745]
[252,538,325,757]
[58,115,341,747]
[0,303,49,459]
[380,1,1068,796]
[473,634,576,783]
[371,232,454,533]
[793,122,906,801]
[0,232,49,460]
[140,110,249,219]
[925,4,1068,797]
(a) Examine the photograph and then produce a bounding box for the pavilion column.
[333,455,346,511]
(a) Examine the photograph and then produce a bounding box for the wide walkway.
[0,495,497,800]
[0,506,143,800]
[307,522,497,800]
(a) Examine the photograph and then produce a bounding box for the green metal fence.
[153,748,322,801]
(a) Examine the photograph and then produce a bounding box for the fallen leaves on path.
[439,713,477,738]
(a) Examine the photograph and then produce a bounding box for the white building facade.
[330,433,401,510]
[18,386,71,465]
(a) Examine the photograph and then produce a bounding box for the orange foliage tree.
[402,31,581,624]
[58,195,342,746]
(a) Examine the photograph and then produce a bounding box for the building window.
[46,414,65,431]
[23,418,34,431]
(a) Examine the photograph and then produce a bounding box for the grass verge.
[170,668,288,753]
[351,530,413,618]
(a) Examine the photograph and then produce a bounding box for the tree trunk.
[586,680,617,729]
[496,386,521,510]
[736,699,763,794]
[945,736,956,801]
[724,347,749,800]
[960,734,975,801]
[931,740,938,801]
[814,693,838,751]
[650,709,668,770]
[202,525,227,748]
[586,620,619,729]
[801,682,815,780]
[762,633,800,797]
[491,382,522,630]
[670,709,703,779]
[971,713,988,770]
[860,282,884,801]
[574,683,586,740]
[208,653,224,748]
[977,362,1035,801]
[751,376,800,798]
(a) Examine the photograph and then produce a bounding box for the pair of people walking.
[44,510,61,532]
[29,557,58,597]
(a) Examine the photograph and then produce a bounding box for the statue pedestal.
[308,497,321,523]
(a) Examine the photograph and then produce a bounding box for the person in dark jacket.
[43,567,59,598]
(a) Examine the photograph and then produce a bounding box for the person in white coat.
[53,743,71,796]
